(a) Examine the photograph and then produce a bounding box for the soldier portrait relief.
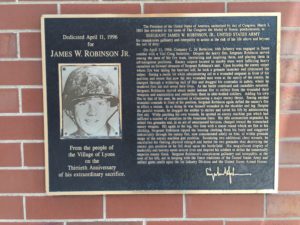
[60,64,122,139]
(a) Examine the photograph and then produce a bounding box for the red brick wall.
[0,1,299,224]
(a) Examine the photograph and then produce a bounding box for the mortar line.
[0,167,45,170]
[0,113,43,116]
[279,138,300,142]
[0,193,48,197]
[16,32,20,58]
[0,86,43,89]
[134,218,226,222]
[11,194,268,200]
[280,110,300,114]
[280,165,300,168]
[57,3,61,14]
[0,192,290,197]
[54,1,242,4]
[21,142,25,167]
[3,0,300,3]
[264,194,267,217]
[224,1,228,13]
[183,193,186,218]
[280,83,300,86]
[1,0,300,4]
[18,88,22,113]
[0,1,62,4]
[0,58,41,61]
[103,195,106,219]
[0,220,165,223]
[0,30,40,33]
[1,217,300,222]
[0,140,44,143]
[23,196,26,220]
[196,217,300,222]
[277,191,300,194]
[282,27,300,31]
[281,55,300,59]
[0,191,300,196]
[140,2,144,14]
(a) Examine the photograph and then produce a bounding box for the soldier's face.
[73,97,111,135]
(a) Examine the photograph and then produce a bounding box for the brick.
[0,143,21,166]
[0,61,42,85]
[228,2,300,27]
[22,89,43,113]
[281,86,300,110]
[227,221,300,225]
[0,89,19,113]
[279,168,300,191]
[0,197,23,219]
[280,141,300,164]
[145,3,224,13]
[68,223,142,225]
[61,4,140,14]
[0,116,43,140]
[267,195,300,217]
[0,5,56,29]
[148,222,223,225]
[0,170,44,193]
[24,143,44,167]
[280,114,300,138]
[20,33,41,58]
[0,33,16,58]
[186,195,263,218]
[282,31,300,55]
[26,196,102,219]
[281,59,300,83]
[107,195,182,218]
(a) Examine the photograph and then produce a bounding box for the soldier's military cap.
[63,66,118,110]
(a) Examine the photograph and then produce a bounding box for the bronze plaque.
[42,13,280,194]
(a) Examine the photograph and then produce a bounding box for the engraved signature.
[205,166,252,184]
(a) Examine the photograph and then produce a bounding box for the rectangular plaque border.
[41,13,281,195]
[58,63,123,139]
